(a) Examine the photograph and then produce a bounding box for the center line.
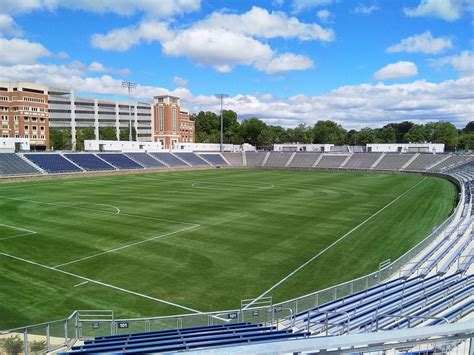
[242,177,428,310]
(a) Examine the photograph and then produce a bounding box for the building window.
[159,107,164,132]
[24,125,29,130]
[172,107,177,132]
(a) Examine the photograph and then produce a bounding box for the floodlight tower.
[122,81,137,141]
[215,93,229,152]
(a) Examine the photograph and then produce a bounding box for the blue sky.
[0,0,472,128]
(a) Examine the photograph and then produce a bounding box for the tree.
[430,121,458,149]
[356,128,377,145]
[458,131,474,150]
[119,127,137,141]
[99,127,117,141]
[463,121,474,132]
[288,124,312,143]
[312,120,346,145]
[239,118,267,146]
[3,335,23,354]
[49,129,72,151]
[405,124,428,142]
[378,126,397,143]
[75,128,95,151]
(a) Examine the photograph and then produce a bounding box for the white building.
[0,137,30,152]
[273,143,334,153]
[48,87,153,147]
[367,143,445,153]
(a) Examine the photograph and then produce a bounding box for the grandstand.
[0,150,472,354]
[64,154,115,171]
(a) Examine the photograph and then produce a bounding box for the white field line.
[53,224,200,269]
[242,177,428,310]
[95,204,120,215]
[0,223,37,241]
[0,251,206,315]
[73,281,89,287]
[0,196,199,227]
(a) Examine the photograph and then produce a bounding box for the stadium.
[0,148,472,354]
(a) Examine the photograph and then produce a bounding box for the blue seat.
[199,154,228,166]
[64,154,115,171]
[0,153,40,176]
[24,154,82,174]
[174,152,210,166]
[97,154,143,170]
[125,153,166,168]
[149,153,188,167]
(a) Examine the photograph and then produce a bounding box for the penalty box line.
[0,251,213,318]
[243,177,428,311]
[52,224,201,269]
[0,223,37,241]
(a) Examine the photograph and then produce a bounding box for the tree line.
[49,110,473,151]
[194,110,473,150]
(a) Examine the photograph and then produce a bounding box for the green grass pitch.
[0,168,457,329]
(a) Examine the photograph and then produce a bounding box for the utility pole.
[215,94,229,152]
[122,81,137,141]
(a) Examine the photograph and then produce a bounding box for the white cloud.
[91,7,332,74]
[433,51,474,76]
[260,53,314,74]
[162,27,274,73]
[173,76,189,87]
[91,21,173,51]
[316,9,333,23]
[374,61,418,80]
[198,7,334,42]
[353,4,379,15]
[0,37,50,65]
[0,62,471,129]
[403,0,467,21]
[291,0,333,13]
[1,0,201,17]
[0,14,22,36]
[88,61,105,72]
[87,61,130,75]
[387,31,453,54]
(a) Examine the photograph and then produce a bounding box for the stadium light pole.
[122,81,137,141]
[215,94,229,152]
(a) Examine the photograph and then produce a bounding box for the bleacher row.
[0,152,228,176]
[65,323,309,354]
[0,151,472,177]
[286,272,473,335]
[237,151,474,172]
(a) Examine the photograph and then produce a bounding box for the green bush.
[3,335,23,354]
[31,339,47,354]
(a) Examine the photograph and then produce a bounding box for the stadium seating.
[24,154,82,173]
[264,152,293,167]
[0,153,41,176]
[289,273,472,335]
[403,154,445,171]
[288,153,321,168]
[198,154,228,166]
[174,152,210,166]
[97,154,143,170]
[375,153,416,170]
[124,153,166,168]
[222,152,244,166]
[64,154,115,171]
[315,155,347,169]
[67,323,308,353]
[430,155,474,172]
[343,153,382,169]
[149,152,189,167]
[245,152,268,166]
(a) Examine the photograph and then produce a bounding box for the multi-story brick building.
[0,82,195,150]
[0,82,50,150]
[153,95,195,149]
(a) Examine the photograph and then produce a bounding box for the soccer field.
[0,169,457,329]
